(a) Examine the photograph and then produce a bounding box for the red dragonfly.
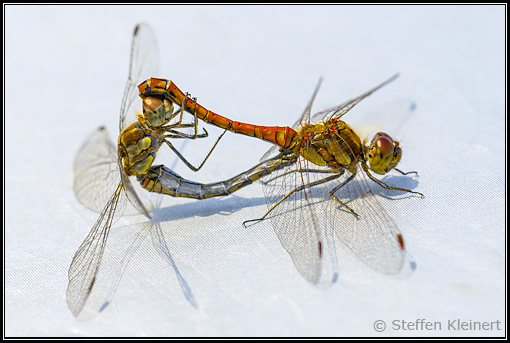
[137,74,424,285]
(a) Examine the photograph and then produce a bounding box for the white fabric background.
[5,4,505,337]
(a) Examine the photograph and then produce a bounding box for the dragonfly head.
[142,96,174,127]
[367,132,402,175]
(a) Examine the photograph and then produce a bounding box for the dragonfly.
[69,22,421,316]
[68,23,160,317]
[68,22,299,317]
[137,74,423,285]
[246,74,425,284]
[68,23,229,317]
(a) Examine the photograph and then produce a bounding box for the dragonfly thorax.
[118,120,162,176]
[298,120,362,172]
[366,132,402,175]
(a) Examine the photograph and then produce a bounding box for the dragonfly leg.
[328,172,360,218]
[180,93,200,139]
[394,168,419,176]
[162,140,200,171]
[168,92,200,139]
[164,127,209,139]
[172,92,187,126]
[362,163,424,198]
[261,167,337,185]
[163,129,227,172]
[188,95,200,139]
[160,122,196,130]
[242,172,343,227]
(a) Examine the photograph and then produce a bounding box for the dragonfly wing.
[119,23,159,132]
[118,158,152,219]
[117,23,156,218]
[291,77,323,129]
[67,183,126,317]
[260,78,323,162]
[311,73,400,123]
[260,145,280,163]
[329,169,407,274]
[74,127,121,213]
[261,155,338,285]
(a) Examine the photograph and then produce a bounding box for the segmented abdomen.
[138,78,298,148]
[138,155,295,199]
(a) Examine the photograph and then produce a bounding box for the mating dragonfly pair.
[68,23,423,317]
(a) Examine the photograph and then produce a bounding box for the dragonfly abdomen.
[138,78,298,147]
[138,155,293,199]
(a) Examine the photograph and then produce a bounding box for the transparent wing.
[329,169,407,274]
[260,78,323,162]
[118,157,151,219]
[67,183,125,317]
[259,140,281,163]
[261,154,339,285]
[118,23,156,218]
[354,100,417,142]
[69,24,157,318]
[74,127,120,213]
[291,77,323,129]
[311,73,400,124]
[119,23,159,132]
[73,126,150,217]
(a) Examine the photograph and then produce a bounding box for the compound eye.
[142,97,166,127]
[376,135,394,157]
[143,97,162,113]
[163,99,175,121]
[368,133,396,175]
